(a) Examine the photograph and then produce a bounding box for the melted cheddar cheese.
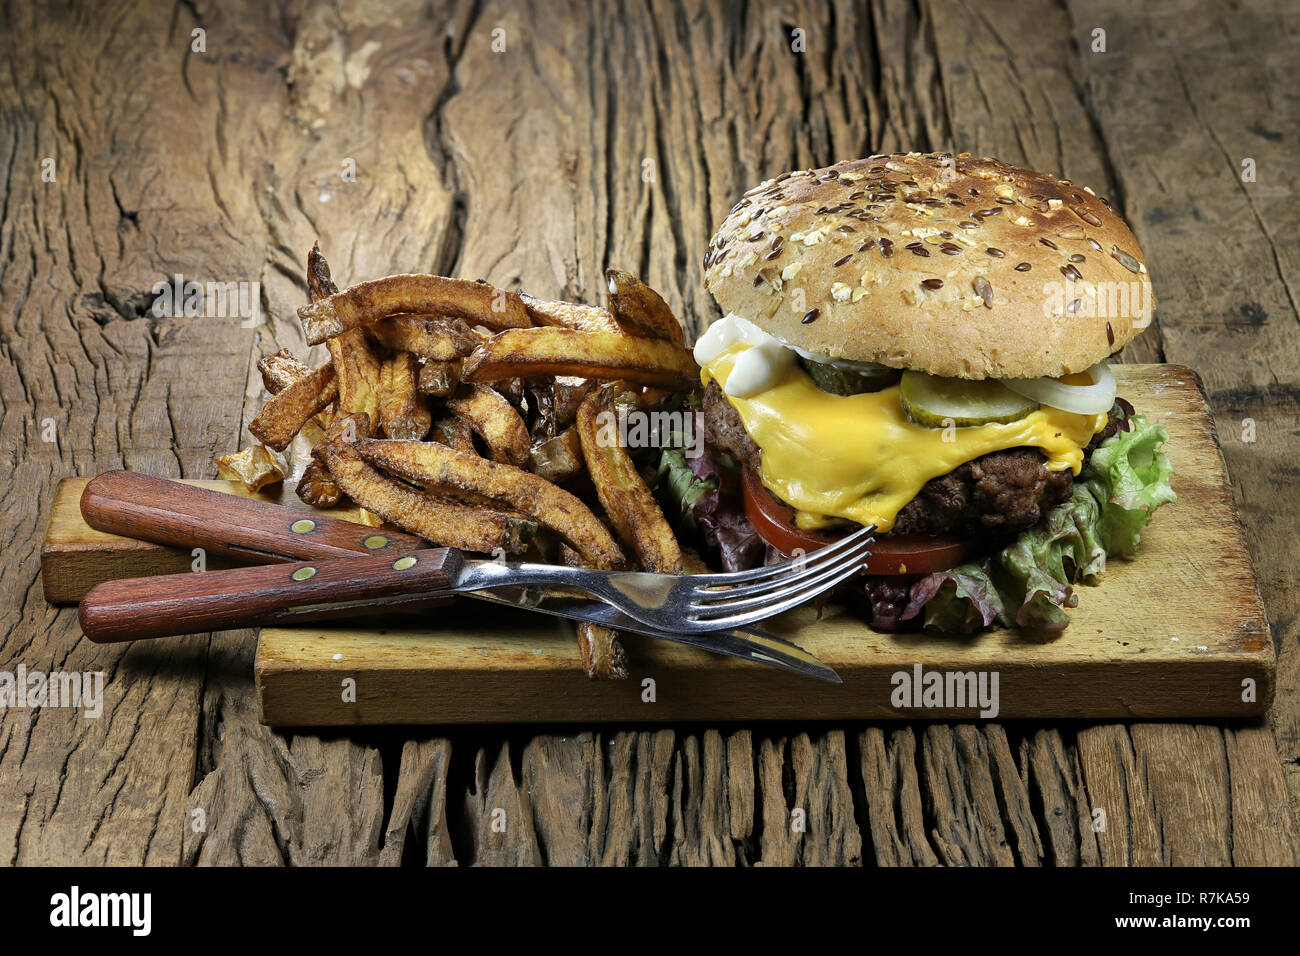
[702,345,1108,533]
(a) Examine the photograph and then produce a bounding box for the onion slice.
[1003,362,1117,415]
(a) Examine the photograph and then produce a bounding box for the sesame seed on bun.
[703,152,1154,380]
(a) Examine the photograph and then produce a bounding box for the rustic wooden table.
[2,0,1296,866]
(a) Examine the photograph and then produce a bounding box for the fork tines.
[687,524,876,627]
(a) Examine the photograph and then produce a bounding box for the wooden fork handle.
[78,548,460,643]
[80,470,427,564]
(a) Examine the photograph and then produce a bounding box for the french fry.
[215,445,284,492]
[527,376,592,439]
[416,424,497,508]
[304,248,351,485]
[299,275,532,345]
[328,328,382,424]
[297,417,328,451]
[296,458,343,508]
[307,241,339,302]
[358,439,624,569]
[292,246,340,438]
[520,292,622,334]
[680,547,712,575]
[320,415,537,554]
[460,327,697,390]
[367,314,480,360]
[268,253,692,683]
[526,381,556,438]
[418,359,461,397]
[496,376,527,412]
[557,544,629,680]
[446,385,530,467]
[434,415,479,456]
[377,352,431,440]
[552,376,592,429]
[528,427,584,484]
[604,269,686,346]
[306,243,383,425]
[249,360,338,451]
[576,622,628,680]
[259,348,313,395]
[258,348,334,434]
[576,385,683,573]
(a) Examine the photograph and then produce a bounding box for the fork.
[555,524,877,632]
[78,524,875,641]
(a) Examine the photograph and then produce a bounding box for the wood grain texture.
[1067,0,1300,840]
[0,0,260,862]
[3,0,1297,865]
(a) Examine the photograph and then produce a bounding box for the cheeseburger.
[668,152,1175,633]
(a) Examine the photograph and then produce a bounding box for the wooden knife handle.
[81,470,427,563]
[78,548,460,642]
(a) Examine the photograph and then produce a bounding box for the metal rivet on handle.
[291,566,317,581]
[392,556,417,571]
[290,518,316,534]
[363,534,389,550]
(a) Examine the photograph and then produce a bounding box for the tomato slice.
[741,468,976,575]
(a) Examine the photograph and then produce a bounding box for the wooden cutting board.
[42,365,1274,724]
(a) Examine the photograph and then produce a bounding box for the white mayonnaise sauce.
[693,313,886,398]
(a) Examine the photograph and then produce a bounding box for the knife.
[473,588,838,681]
[78,566,838,682]
[262,581,838,682]
[78,471,840,682]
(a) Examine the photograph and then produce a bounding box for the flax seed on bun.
[703,152,1154,380]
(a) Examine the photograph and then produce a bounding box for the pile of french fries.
[216,245,701,679]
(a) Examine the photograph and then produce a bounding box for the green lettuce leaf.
[902,413,1176,633]
[1085,413,1177,557]
[657,448,717,513]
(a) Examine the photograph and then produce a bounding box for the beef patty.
[702,378,1085,539]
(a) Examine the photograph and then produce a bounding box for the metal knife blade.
[473,587,840,683]
[271,586,840,683]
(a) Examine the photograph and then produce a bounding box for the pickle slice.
[899,371,1039,427]
[798,356,901,395]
